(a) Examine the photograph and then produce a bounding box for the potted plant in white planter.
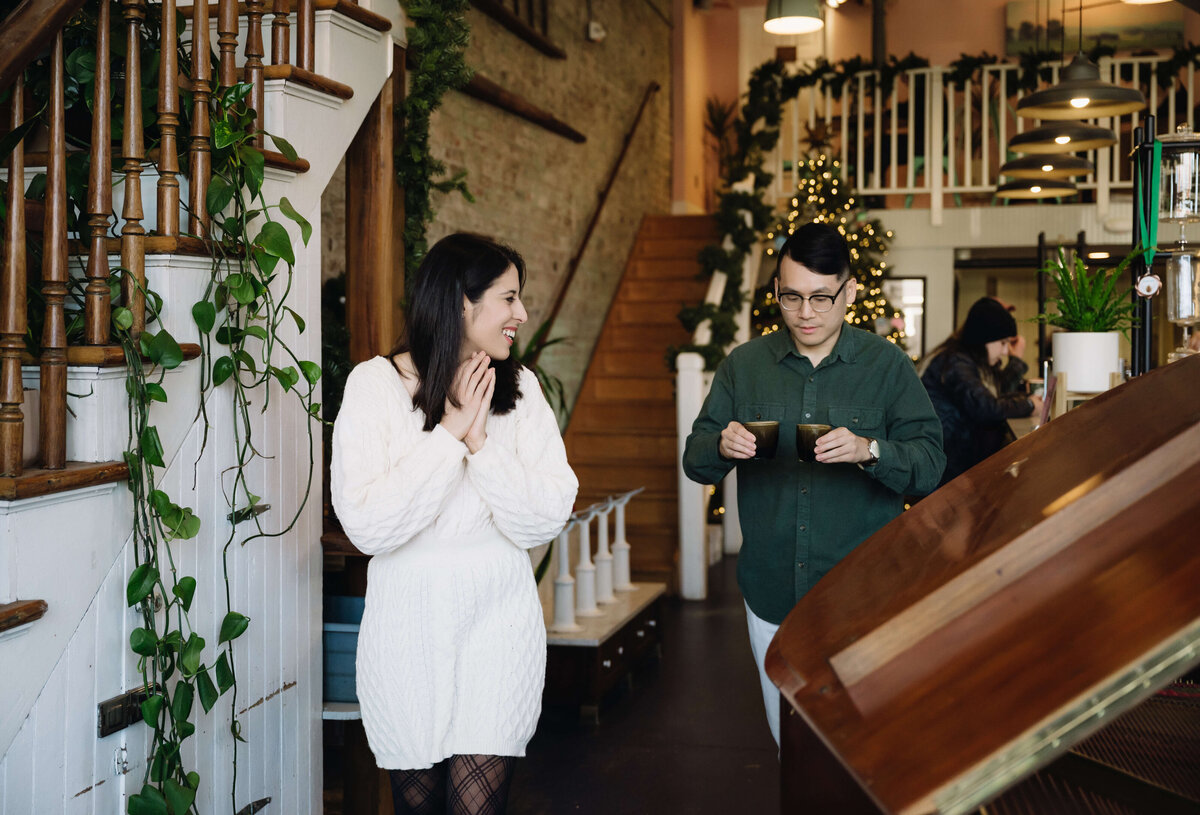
[1038,248,1138,393]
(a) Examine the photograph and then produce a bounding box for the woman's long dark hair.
[918,333,998,391]
[389,233,526,431]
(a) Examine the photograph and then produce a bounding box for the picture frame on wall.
[1005,1,1183,56]
[881,277,926,361]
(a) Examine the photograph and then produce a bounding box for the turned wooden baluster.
[0,76,27,477]
[217,0,239,89]
[157,0,181,237]
[297,0,314,73]
[188,0,213,237]
[270,0,290,66]
[246,0,266,147]
[121,0,147,335]
[40,32,70,470]
[84,0,113,344]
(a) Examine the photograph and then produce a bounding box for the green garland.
[397,0,474,286]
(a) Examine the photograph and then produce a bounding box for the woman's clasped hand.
[441,350,497,453]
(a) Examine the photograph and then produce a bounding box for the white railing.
[549,490,644,633]
[767,54,1195,223]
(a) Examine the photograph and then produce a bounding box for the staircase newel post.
[0,75,27,477]
[551,522,581,633]
[575,508,600,617]
[594,497,615,604]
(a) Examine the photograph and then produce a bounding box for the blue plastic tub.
[323,595,365,703]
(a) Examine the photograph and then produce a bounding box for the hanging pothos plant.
[119,82,320,815]
[397,0,474,286]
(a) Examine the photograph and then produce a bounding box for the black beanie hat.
[960,297,1017,345]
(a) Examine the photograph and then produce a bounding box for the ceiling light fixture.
[995,179,1079,199]
[1008,121,1117,154]
[1016,52,1146,119]
[999,154,1095,179]
[764,0,824,34]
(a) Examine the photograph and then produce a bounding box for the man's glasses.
[778,279,848,313]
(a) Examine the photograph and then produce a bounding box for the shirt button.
[804,412,811,419]
[808,377,814,383]
[797,562,806,569]
[799,524,807,532]
[801,487,808,494]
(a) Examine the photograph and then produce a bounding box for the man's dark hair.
[775,221,852,280]
[389,232,526,431]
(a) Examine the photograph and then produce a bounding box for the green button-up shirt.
[683,325,945,624]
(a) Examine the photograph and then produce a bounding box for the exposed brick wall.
[427,1,674,412]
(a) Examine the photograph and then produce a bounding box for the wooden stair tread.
[22,344,203,367]
[0,461,128,501]
[639,214,719,239]
[260,64,354,100]
[0,599,48,633]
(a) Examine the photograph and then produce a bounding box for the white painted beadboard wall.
[0,3,401,810]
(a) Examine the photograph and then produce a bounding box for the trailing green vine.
[397,0,474,286]
[122,81,320,815]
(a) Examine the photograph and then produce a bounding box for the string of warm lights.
[754,155,906,348]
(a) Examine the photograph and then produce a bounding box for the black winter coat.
[920,350,1034,488]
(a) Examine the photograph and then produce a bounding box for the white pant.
[744,600,781,748]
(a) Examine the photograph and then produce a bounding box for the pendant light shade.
[1016,53,1146,119]
[994,179,1079,199]
[1008,121,1118,154]
[764,0,824,34]
[999,154,1095,179]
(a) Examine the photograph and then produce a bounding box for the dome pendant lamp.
[999,154,1095,179]
[995,179,1079,199]
[1008,121,1118,154]
[764,0,824,35]
[1016,52,1146,120]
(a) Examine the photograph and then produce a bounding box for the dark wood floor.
[507,555,780,815]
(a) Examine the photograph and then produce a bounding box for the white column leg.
[594,499,615,604]
[575,511,600,617]
[612,492,633,592]
[551,524,581,632]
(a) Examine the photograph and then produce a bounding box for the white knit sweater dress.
[330,356,578,770]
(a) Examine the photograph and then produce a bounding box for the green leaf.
[127,785,168,815]
[299,360,322,384]
[171,681,194,723]
[255,220,295,265]
[308,402,322,417]
[284,306,306,334]
[140,426,165,468]
[234,350,258,376]
[213,356,235,386]
[165,507,200,541]
[219,611,250,644]
[215,651,235,693]
[271,365,300,391]
[180,634,205,677]
[278,196,312,244]
[113,307,134,331]
[213,119,237,150]
[239,144,266,196]
[144,383,168,403]
[164,777,197,815]
[149,489,173,516]
[206,174,235,215]
[253,246,280,276]
[140,693,165,728]
[215,326,242,345]
[126,563,158,606]
[243,325,268,341]
[196,667,219,713]
[130,628,158,657]
[192,300,216,334]
[172,576,197,612]
[269,133,299,162]
[152,330,184,370]
[177,720,196,739]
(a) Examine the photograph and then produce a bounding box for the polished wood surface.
[345,68,395,363]
[297,0,314,72]
[156,0,182,237]
[0,461,129,501]
[218,0,240,88]
[0,0,88,91]
[766,355,1200,815]
[0,79,27,477]
[271,0,290,64]
[39,33,69,470]
[120,0,148,336]
[84,1,113,344]
[0,600,49,634]
[245,0,267,147]
[260,64,353,99]
[187,0,213,237]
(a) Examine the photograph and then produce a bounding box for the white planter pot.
[1052,331,1121,394]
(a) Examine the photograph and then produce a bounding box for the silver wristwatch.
[865,437,880,466]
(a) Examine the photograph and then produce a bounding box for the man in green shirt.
[682,222,945,746]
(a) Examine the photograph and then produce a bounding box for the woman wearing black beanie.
[918,297,1044,488]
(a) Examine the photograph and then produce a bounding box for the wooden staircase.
[564,214,717,590]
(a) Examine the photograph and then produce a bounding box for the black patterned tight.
[390,755,516,815]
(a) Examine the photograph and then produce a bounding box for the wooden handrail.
[531,81,661,366]
[0,0,89,91]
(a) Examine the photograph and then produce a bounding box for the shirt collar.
[768,321,861,366]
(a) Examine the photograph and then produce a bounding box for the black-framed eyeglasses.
[778,279,848,313]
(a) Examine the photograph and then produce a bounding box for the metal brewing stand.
[1130,114,1156,377]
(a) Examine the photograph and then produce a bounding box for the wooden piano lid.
[765,354,1200,815]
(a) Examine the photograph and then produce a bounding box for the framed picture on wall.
[881,277,926,361]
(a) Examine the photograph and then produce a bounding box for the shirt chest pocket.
[742,402,786,423]
[829,406,884,433]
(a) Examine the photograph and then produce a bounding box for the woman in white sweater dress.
[331,233,578,815]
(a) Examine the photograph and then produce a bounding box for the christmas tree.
[752,154,906,349]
